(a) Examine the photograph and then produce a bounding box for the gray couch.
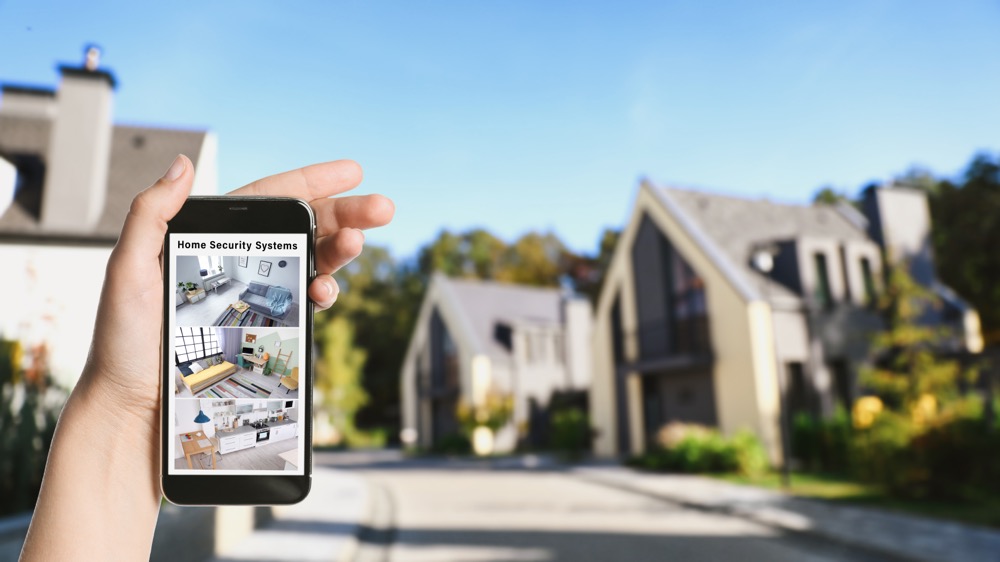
[239,281,293,319]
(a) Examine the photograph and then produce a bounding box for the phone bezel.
[161,196,315,505]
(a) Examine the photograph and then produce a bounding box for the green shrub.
[850,400,1000,500]
[791,407,851,474]
[730,429,769,477]
[627,424,768,476]
[430,432,472,455]
[549,407,592,459]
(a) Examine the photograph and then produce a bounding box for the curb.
[572,469,921,562]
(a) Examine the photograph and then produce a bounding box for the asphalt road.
[318,452,889,562]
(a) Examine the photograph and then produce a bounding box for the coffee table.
[232,300,250,320]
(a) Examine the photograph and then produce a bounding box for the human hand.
[22,155,393,561]
[87,154,393,411]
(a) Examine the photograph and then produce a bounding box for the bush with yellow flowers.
[849,264,997,500]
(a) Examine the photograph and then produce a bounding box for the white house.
[400,273,592,453]
[0,47,218,388]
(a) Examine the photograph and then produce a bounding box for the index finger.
[226,159,363,201]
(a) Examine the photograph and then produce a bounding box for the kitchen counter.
[219,424,257,436]
[268,419,297,427]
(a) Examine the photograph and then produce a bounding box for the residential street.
[318,452,890,562]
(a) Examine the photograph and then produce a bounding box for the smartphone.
[161,196,315,505]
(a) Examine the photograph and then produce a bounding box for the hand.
[21,155,393,561]
[88,154,393,411]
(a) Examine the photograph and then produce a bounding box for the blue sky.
[1,1,998,259]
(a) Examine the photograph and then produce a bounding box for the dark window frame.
[860,257,877,307]
[174,327,221,365]
[813,252,833,311]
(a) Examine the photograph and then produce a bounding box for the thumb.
[111,154,194,267]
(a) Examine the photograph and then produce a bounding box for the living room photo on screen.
[174,255,301,328]
[173,327,301,400]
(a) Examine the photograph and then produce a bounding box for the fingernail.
[326,280,336,297]
[163,155,185,181]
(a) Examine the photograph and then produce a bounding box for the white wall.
[173,399,212,459]
[0,244,113,389]
[225,255,301,304]
[176,255,205,291]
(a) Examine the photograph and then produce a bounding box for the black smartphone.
[161,196,315,505]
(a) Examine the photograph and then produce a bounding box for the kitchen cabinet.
[218,429,258,455]
[270,423,297,443]
[219,435,239,454]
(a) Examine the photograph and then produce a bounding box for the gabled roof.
[0,115,208,243]
[435,274,566,362]
[647,183,871,306]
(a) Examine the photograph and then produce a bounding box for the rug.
[215,306,286,328]
[199,373,275,399]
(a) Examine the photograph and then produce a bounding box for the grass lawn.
[713,471,1000,529]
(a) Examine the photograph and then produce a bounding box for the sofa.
[181,361,237,394]
[239,281,293,319]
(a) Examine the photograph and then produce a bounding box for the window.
[631,215,711,360]
[860,257,876,306]
[175,327,221,364]
[813,252,833,310]
[197,256,224,277]
[430,309,458,389]
[671,250,709,354]
[525,331,547,363]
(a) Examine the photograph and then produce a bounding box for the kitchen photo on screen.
[173,398,301,472]
[174,255,301,328]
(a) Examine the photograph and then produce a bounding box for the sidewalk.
[209,467,368,562]
[573,465,1000,562]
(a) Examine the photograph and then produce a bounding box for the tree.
[812,186,849,205]
[314,316,368,445]
[320,226,619,446]
[497,231,567,286]
[855,262,991,499]
[861,263,970,411]
[926,152,1000,344]
[0,340,67,515]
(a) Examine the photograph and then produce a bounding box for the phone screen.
[165,232,308,477]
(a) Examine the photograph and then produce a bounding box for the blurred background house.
[590,180,982,461]
[0,47,217,388]
[400,273,591,453]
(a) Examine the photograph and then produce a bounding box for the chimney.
[41,45,116,231]
[561,295,593,389]
[861,184,935,285]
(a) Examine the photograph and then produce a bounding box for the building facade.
[400,273,592,453]
[590,180,981,462]
[0,48,217,388]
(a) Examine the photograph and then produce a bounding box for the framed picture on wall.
[239,256,248,268]
[258,260,272,277]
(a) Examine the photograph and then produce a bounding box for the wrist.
[75,364,160,428]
